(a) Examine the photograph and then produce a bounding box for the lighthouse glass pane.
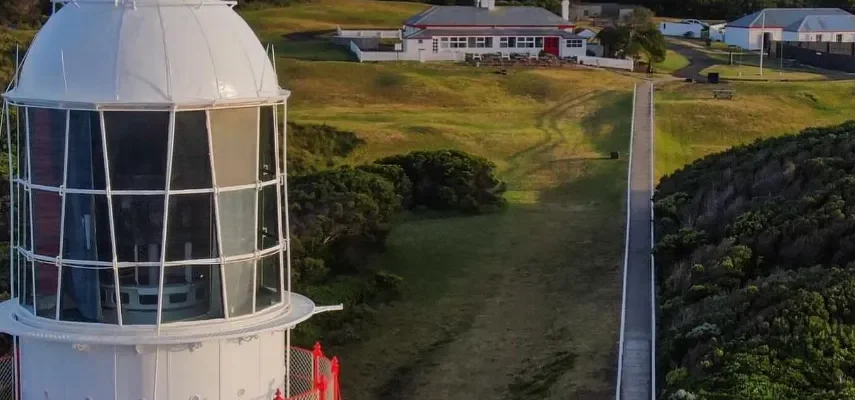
[27,108,66,187]
[14,105,27,180]
[259,106,276,181]
[18,186,30,251]
[217,189,255,256]
[258,184,279,250]
[256,253,282,311]
[277,104,285,176]
[19,259,33,310]
[31,190,62,256]
[63,194,112,262]
[117,267,160,325]
[59,266,118,324]
[33,261,58,318]
[165,193,218,261]
[66,111,106,189]
[224,260,254,317]
[112,195,165,262]
[104,111,169,190]
[170,111,212,190]
[210,108,258,187]
[160,264,224,323]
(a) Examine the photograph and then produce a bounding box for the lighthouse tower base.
[0,294,338,400]
[20,331,286,400]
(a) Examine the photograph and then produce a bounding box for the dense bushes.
[376,149,506,213]
[286,125,505,345]
[655,121,855,399]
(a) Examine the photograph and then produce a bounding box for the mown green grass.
[699,64,827,81]
[243,0,426,38]
[279,58,635,399]
[654,50,690,73]
[243,0,425,60]
[655,80,855,179]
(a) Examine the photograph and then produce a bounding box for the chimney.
[478,0,495,9]
[561,0,570,21]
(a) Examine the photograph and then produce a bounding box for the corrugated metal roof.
[727,8,853,30]
[795,14,855,31]
[405,6,569,27]
[404,28,582,39]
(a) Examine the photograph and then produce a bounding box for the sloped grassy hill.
[654,121,855,399]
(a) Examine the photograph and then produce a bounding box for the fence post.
[318,375,327,399]
[312,342,323,391]
[332,357,340,400]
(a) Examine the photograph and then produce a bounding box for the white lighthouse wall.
[19,330,286,400]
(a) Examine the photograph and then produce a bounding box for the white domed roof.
[6,0,282,106]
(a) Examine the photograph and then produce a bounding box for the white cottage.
[726,8,855,50]
[399,0,587,60]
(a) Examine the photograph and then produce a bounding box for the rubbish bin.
[708,72,720,84]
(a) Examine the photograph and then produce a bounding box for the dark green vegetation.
[285,124,506,346]
[655,121,855,399]
[639,0,854,21]
[597,8,667,64]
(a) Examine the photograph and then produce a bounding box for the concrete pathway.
[617,81,654,400]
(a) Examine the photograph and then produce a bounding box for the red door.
[544,37,559,56]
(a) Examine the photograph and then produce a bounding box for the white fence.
[659,22,703,38]
[578,55,634,70]
[350,41,465,63]
[336,26,401,39]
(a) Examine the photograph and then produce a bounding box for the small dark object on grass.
[685,78,695,83]
[610,151,620,160]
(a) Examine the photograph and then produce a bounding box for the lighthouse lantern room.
[0,0,341,399]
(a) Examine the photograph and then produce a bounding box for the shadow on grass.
[271,30,356,61]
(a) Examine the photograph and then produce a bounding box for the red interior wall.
[29,108,61,295]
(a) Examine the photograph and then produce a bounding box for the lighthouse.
[0,0,341,399]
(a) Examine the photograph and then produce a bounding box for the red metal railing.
[280,342,340,400]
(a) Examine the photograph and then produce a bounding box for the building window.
[535,37,543,48]
[566,39,584,48]
[500,37,517,48]
[837,34,843,42]
[816,34,823,42]
[450,37,467,48]
[418,39,424,44]
[517,37,536,48]
[440,37,449,49]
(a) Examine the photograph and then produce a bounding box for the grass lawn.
[280,57,635,399]
[655,80,855,179]
[243,0,427,60]
[699,64,827,81]
[654,50,690,74]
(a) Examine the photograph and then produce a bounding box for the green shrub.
[375,149,507,213]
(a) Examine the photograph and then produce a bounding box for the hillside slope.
[654,121,855,399]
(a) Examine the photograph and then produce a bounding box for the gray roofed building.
[727,8,853,29]
[794,14,855,32]
[405,6,571,27]
[404,28,582,39]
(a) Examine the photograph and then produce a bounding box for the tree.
[596,8,666,63]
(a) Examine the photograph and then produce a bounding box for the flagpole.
[759,10,765,76]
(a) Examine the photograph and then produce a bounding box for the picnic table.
[712,89,735,100]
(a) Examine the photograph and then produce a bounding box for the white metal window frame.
[449,37,467,48]
[566,39,584,48]
[516,37,537,48]
[7,101,292,328]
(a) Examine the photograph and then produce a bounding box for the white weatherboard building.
[725,8,855,50]
[400,0,587,59]
[0,0,341,399]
